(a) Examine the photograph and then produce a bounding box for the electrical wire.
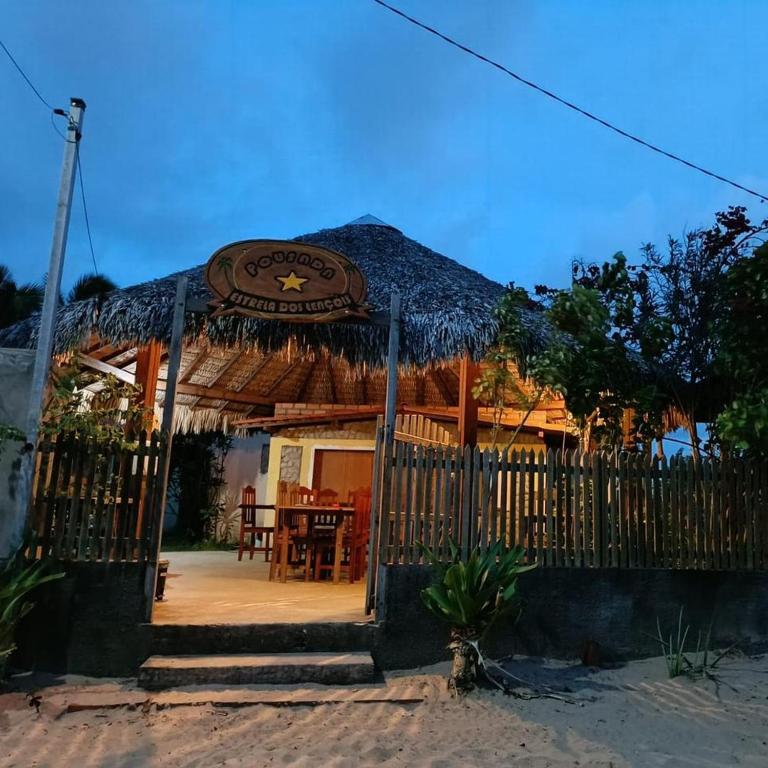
[0,37,58,112]
[0,38,99,272]
[76,146,99,274]
[372,0,767,202]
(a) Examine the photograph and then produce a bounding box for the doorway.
[311,448,374,500]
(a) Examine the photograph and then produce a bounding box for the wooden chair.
[237,485,274,562]
[312,487,370,583]
[270,481,312,581]
[346,487,372,583]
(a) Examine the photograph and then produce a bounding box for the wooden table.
[274,504,354,583]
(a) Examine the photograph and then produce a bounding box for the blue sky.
[2,1,766,295]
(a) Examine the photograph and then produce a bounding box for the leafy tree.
[637,207,768,458]
[713,243,768,454]
[473,285,552,448]
[500,207,768,457]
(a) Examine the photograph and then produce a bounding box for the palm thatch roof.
[0,217,549,369]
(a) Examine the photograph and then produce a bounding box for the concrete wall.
[0,348,35,559]
[14,562,151,677]
[374,565,768,670]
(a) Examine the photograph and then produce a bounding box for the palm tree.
[0,265,44,329]
[0,266,118,330]
[66,272,117,303]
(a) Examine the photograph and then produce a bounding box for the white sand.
[2,655,767,767]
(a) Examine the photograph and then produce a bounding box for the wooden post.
[458,353,478,448]
[132,340,162,540]
[366,293,400,615]
[134,340,162,426]
[383,292,401,444]
[144,275,187,620]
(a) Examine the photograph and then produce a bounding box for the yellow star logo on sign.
[276,271,308,292]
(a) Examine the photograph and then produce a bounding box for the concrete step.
[46,683,424,714]
[147,621,377,657]
[138,652,376,690]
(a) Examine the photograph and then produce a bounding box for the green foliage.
[502,206,768,457]
[420,540,537,638]
[713,243,768,455]
[0,424,24,456]
[168,432,232,543]
[530,272,643,449]
[0,545,64,679]
[41,367,151,448]
[655,608,733,681]
[656,608,690,678]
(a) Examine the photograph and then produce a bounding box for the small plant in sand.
[0,543,64,680]
[420,540,536,694]
[655,607,734,681]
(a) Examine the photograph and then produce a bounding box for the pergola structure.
[1,215,567,444]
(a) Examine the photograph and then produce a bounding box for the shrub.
[421,540,536,694]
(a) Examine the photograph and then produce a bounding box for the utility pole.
[25,97,86,443]
[11,98,86,554]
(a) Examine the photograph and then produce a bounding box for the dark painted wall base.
[374,565,768,670]
[14,562,768,677]
[15,561,151,677]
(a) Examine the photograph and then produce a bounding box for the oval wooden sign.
[205,239,370,323]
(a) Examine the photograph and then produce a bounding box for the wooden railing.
[29,432,166,563]
[378,445,768,570]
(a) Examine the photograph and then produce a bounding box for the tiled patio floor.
[152,550,368,625]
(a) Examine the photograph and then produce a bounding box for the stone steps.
[48,684,424,714]
[148,621,377,657]
[138,651,376,690]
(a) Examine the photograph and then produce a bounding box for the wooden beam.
[416,373,427,406]
[430,367,454,405]
[294,358,318,402]
[265,359,297,396]
[327,358,338,404]
[156,380,274,406]
[234,353,274,392]
[234,406,384,429]
[79,353,135,384]
[180,349,208,383]
[458,354,479,447]
[206,351,240,388]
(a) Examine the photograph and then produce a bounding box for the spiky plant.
[421,540,537,694]
[0,545,64,680]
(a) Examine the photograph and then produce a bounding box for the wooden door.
[311,449,374,501]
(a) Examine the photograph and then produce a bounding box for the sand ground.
[2,655,767,768]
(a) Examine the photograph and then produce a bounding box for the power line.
[0,38,99,273]
[0,37,58,112]
[372,0,767,203]
[76,146,99,273]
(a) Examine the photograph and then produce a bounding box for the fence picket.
[392,440,404,563]
[403,442,414,564]
[499,448,509,549]
[526,449,536,563]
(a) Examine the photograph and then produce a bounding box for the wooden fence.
[28,432,166,562]
[377,445,768,571]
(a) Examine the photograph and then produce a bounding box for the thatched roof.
[0,217,549,369]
